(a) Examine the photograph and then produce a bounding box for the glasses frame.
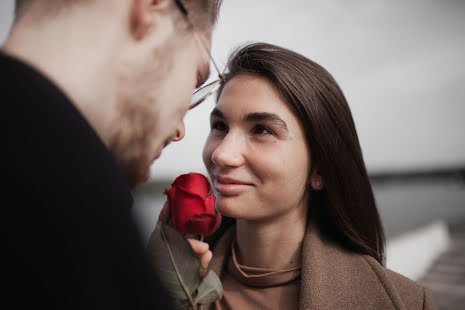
[174,0,224,110]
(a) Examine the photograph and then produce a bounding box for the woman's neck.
[234,203,308,270]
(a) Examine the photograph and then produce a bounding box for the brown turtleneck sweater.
[209,241,301,310]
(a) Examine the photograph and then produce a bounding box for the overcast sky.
[1,0,464,180]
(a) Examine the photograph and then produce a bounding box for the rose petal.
[165,188,209,235]
[212,211,222,235]
[164,173,219,236]
[172,173,210,198]
[204,194,216,214]
[185,213,221,237]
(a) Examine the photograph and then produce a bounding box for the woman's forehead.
[218,76,287,112]
[216,75,303,126]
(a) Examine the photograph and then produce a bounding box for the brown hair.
[211,43,386,265]
[15,0,222,28]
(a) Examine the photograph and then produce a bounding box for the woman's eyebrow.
[243,112,288,131]
[210,109,288,131]
[210,107,225,119]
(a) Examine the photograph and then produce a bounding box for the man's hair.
[15,0,90,20]
[183,0,223,29]
[15,0,222,27]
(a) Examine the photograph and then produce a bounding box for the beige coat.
[207,224,437,310]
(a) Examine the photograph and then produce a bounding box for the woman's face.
[202,75,311,221]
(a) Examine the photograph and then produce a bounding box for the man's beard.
[109,44,174,188]
[115,152,150,189]
[109,135,152,189]
[107,103,159,189]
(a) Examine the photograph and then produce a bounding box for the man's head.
[15,0,220,28]
[12,0,222,188]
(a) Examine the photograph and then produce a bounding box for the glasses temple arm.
[175,0,224,82]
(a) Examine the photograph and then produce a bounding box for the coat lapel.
[208,225,407,310]
[299,224,405,310]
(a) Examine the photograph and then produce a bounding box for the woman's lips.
[214,176,253,195]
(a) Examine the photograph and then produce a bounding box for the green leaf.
[147,221,202,306]
[194,269,224,305]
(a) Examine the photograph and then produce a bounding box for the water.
[373,179,465,238]
[132,178,465,245]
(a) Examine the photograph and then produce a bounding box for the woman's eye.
[252,125,273,135]
[211,121,228,132]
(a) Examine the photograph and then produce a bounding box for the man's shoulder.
[1,50,75,135]
[0,51,59,98]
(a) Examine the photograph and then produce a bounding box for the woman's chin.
[215,199,242,219]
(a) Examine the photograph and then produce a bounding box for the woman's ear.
[130,0,171,41]
[310,170,324,191]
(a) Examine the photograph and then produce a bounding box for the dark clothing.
[2,52,171,309]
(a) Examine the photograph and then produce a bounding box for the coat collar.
[210,224,406,310]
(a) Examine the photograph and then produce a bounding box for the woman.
[188,42,436,309]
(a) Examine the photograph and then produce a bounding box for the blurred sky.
[1,0,464,180]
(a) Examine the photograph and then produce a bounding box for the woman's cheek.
[202,135,217,172]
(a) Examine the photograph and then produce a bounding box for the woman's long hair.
[209,43,385,265]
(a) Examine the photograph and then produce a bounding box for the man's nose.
[172,121,185,142]
[211,133,244,168]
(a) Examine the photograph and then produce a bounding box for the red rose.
[164,173,221,237]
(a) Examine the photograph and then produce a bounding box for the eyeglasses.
[174,0,224,110]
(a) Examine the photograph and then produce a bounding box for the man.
[2,0,221,308]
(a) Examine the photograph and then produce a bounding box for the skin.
[2,0,212,187]
[201,75,322,269]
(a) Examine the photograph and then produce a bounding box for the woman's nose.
[211,133,244,168]
[172,120,185,142]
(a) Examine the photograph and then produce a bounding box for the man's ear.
[130,0,171,41]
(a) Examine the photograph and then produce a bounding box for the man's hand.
[159,201,213,278]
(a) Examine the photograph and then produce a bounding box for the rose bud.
[164,173,222,237]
